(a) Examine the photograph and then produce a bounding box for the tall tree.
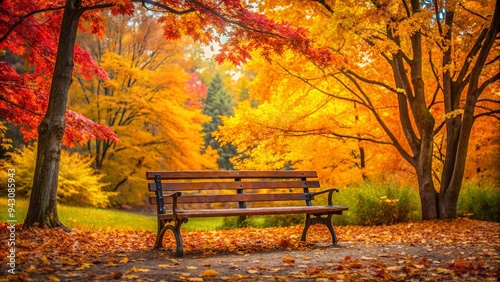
[1,0,333,228]
[219,0,500,219]
[202,73,237,169]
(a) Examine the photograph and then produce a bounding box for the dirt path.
[21,240,499,281]
[2,219,499,281]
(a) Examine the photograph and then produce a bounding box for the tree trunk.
[24,0,82,229]
[438,0,499,219]
[416,134,439,220]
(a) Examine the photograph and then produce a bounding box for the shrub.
[217,216,257,229]
[457,181,500,222]
[353,182,420,225]
[0,144,114,207]
[261,214,304,228]
[324,181,420,226]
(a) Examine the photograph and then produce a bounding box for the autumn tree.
[1,0,333,228]
[218,1,500,219]
[70,12,217,205]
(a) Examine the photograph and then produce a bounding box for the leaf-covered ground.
[1,218,499,281]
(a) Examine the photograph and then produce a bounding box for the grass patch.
[457,181,500,222]
[0,198,222,231]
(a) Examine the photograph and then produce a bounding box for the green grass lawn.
[0,198,223,231]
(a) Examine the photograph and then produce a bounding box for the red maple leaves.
[0,0,117,145]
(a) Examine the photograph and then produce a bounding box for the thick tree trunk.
[24,0,82,229]
[416,135,439,220]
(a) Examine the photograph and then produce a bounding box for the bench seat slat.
[148,180,320,192]
[149,193,312,205]
[146,170,317,180]
[158,205,348,218]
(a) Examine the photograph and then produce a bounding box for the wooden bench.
[146,170,348,257]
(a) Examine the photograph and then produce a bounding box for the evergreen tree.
[202,73,237,170]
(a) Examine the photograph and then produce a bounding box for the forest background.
[0,1,499,226]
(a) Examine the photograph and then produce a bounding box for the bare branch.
[455,28,488,84]
[478,98,500,104]
[477,71,500,96]
[312,0,334,14]
[474,109,500,120]
[132,0,194,14]
[459,2,488,21]
[276,62,363,105]
[344,69,400,94]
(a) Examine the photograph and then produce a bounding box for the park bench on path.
[146,170,348,257]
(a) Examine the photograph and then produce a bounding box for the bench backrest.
[147,171,321,213]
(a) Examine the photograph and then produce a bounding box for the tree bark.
[438,0,500,219]
[24,0,83,229]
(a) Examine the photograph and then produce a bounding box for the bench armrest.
[166,191,182,198]
[166,192,182,216]
[309,188,340,205]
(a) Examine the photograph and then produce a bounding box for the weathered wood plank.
[159,205,348,218]
[146,170,317,180]
[148,180,320,192]
[149,193,312,205]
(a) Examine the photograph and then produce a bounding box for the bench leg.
[166,222,184,257]
[154,218,186,257]
[300,214,338,245]
[154,219,168,249]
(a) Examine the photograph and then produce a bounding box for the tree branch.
[459,2,488,21]
[477,71,500,96]
[0,95,43,117]
[312,0,334,14]
[0,5,65,43]
[474,109,500,120]
[132,0,195,14]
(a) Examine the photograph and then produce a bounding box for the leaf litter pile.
[1,218,498,281]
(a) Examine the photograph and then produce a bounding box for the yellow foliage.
[0,121,12,151]
[1,144,114,207]
[70,13,218,205]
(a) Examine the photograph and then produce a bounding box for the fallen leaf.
[246,266,259,274]
[282,255,295,264]
[305,266,321,275]
[221,274,248,281]
[280,239,291,248]
[200,269,219,277]
[126,266,150,273]
[109,271,122,279]
[47,275,60,282]
[41,255,51,266]
[76,263,92,270]
[233,258,248,262]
